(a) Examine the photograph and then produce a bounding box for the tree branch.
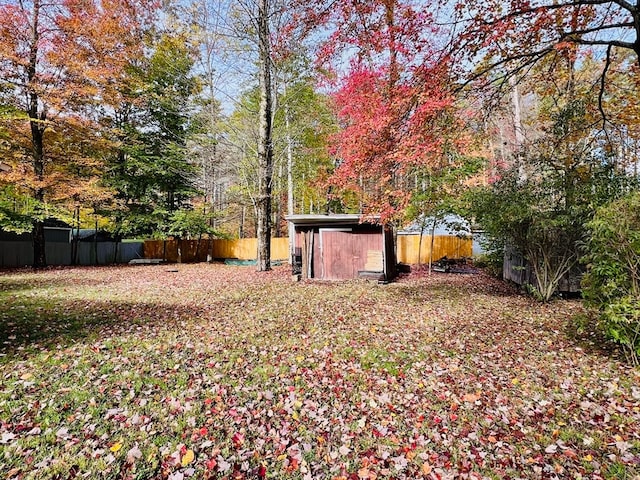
[475,0,633,27]
[561,22,635,37]
[572,37,636,49]
[610,0,637,12]
[599,44,612,132]
[457,46,554,90]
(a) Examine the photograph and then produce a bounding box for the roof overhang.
[285,214,381,227]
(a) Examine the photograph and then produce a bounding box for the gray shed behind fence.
[286,214,396,282]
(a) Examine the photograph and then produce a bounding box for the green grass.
[1,264,639,479]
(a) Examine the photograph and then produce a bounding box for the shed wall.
[319,228,382,280]
[292,223,387,280]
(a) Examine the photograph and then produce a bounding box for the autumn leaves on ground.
[1,265,638,480]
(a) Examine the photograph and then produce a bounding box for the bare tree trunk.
[428,216,437,275]
[239,205,245,238]
[71,204,80,265]
[28,0,47,268]
[417,215,428,270]
[256,0,273,271]
[286,127,294,218]
[93,216,98,265]
[283,80,296,262]
[195,233,202,261]
[510,77,527,182]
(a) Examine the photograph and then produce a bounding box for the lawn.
[1,264,638,480]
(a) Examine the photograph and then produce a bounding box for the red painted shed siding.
[320,228,382,280]
[290,219,394,281]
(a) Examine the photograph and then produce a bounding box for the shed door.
[320,229,356,280]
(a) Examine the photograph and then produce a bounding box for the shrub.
[582,191,640,365]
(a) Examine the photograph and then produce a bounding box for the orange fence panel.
[143,235,469,265]
[396,235,472,265]
[143,237,290,263]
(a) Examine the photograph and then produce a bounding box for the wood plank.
[364,250,383,271]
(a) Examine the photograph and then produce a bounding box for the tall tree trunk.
[256,0,273,271]
[285,86,295,263]
[510,77,526,182]
[28,0,46,269]
[428,216,437,275]
[417,214,428,269]
[93,216,98,265]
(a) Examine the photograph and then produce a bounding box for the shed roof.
[285,214,381,227]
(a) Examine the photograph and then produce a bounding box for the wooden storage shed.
[286,214,397,282]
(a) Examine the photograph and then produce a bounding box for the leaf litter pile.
[1,264,639,480]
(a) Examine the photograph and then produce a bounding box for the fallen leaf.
[126,445,142,463]
[462,393,480,403]
[232,431,245,448]
[181,449,195,466]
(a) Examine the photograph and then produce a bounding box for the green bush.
[473,251,504,278]
[582,191,640,365]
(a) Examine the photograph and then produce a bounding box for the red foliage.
[296,0,470,221]
[299,1,466,221]
[329,63,457,220]
[452,0,636,79]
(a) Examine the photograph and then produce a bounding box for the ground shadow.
[0,271,106,294]
[564,310,628,362]
[392,269,522,304]
[392,269,627,364]
[0,294,213,360]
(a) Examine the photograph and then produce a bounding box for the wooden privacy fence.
[143,235,471,265]
[396,234,472,265]
[143,237,290,263]
[503,244,581,293]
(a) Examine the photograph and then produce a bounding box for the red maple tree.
[297,0,468,222]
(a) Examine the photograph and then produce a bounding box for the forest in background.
[1,0,639,300]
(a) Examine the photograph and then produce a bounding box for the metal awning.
[285,214,381,226]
